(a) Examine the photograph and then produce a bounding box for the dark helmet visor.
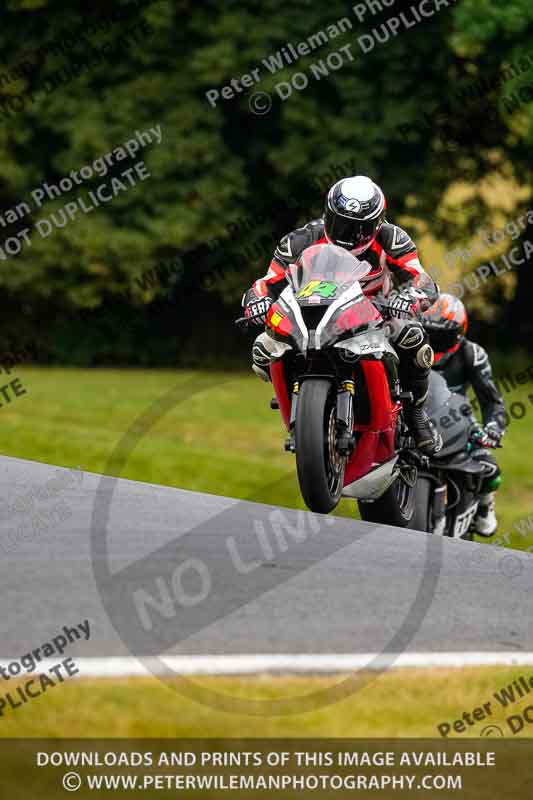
[427,327,461,353]
[324,206,378,249]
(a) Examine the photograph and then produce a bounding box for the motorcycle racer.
[422,293,506,536]
[243,175,442,455]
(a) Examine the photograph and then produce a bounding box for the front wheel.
[295,378,345,514]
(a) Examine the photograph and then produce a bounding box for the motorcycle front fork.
[285,382,299,451]
[336,380,355,455]
[285,380,355,454]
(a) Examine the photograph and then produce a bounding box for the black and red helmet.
[324,176,386,254]
[422,293,468,361]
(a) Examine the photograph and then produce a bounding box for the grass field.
[2,366,533,740]
[3,365,533,549]
[0,667,531,737]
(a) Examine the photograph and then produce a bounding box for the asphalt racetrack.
[1,455,532,673]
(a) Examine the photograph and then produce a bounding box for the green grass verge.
[0,668,532,737]
[3,366,533,547]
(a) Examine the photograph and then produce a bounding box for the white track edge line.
[2,653,533,677]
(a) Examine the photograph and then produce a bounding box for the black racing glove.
[388,290,419,319]
[245,296,272,326]
[484,421,504,447]
[470,422,491,448]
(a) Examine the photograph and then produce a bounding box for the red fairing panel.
[270,360,291,429]
[335,298,382,332]
[343,360,400,486]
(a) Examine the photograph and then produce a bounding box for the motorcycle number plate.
[453,502,479,537]
[297,280,337,299]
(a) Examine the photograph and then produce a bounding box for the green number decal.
[298,280,337,299]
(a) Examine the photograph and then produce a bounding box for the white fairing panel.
[342,457,399,500]
[334,330,399,361]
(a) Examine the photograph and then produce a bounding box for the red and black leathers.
[245,218,438,305]
[244,217,442,454]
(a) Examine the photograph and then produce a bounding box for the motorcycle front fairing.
[265,243,385,354]
[263,244,387,427]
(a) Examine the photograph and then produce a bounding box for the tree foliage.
[0,0,531,361]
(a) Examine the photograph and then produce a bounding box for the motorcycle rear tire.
[358,474,417,527]
[408,476,432,532]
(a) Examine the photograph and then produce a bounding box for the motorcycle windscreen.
[287,243,372,305]
[287,243,382,347]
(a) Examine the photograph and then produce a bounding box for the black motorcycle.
[408,371,499,539]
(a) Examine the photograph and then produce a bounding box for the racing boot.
[403,375,443,456]
[394,326,442,456]
[404,403,443,455]
[252,364,270,382]
[252,334,272,382]
[473,492,497,536]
